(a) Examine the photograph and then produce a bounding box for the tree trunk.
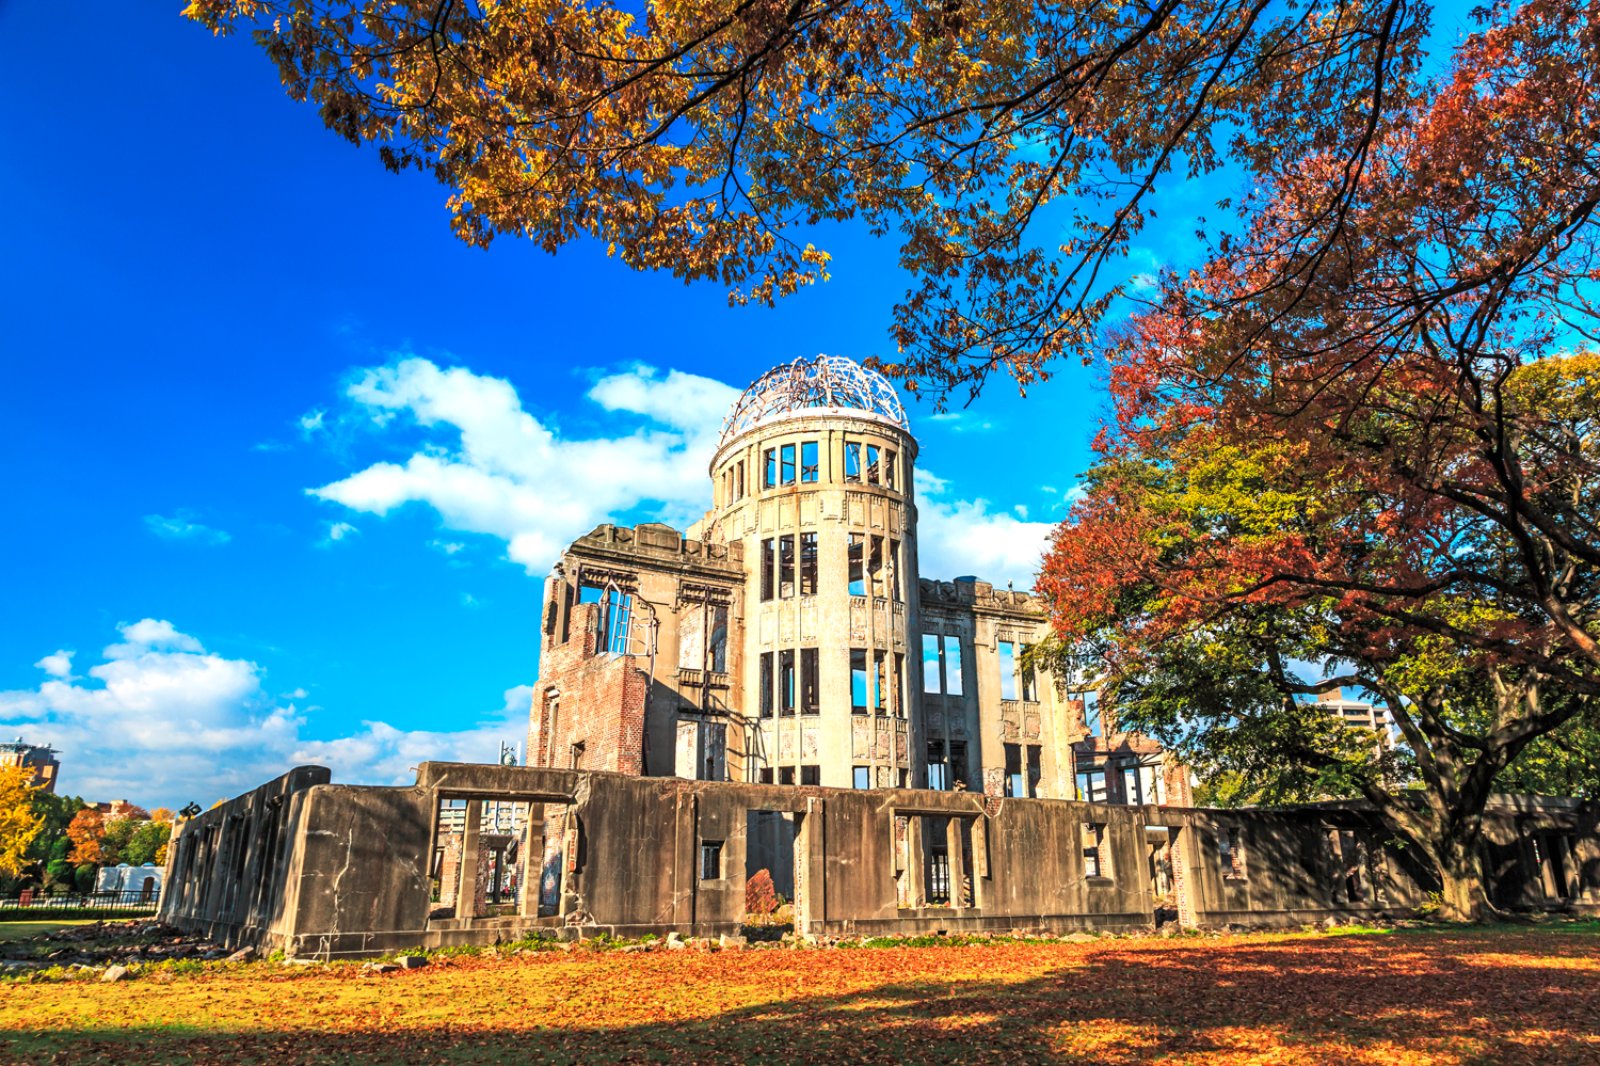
[1435,844,1489,923]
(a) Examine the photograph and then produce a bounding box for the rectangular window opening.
[998,641,1018,701]
[922,634,941,694]
[799,532,818,595]
[759,652,774,718]
[1082,822,1107,879]
[852,765,870,789]
[778,535,796,599]
[780,443,796,485]
[848,534,866,597]
[844,441,862,482]
[850,649,869,714]
[779,649,796,717]
[700,840,724,880]
[779,766,796,786]
[927,740,949,791]
[761,538,776,602]
[763,448,777,489]
[943,635,964,696]
[801,648,820,715]
[866,444,881,485]
[800,765,820,786]
[801,440,819,483]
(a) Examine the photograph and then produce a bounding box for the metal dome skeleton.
[718,355,909,448]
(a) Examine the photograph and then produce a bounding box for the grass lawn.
[0,919,100,943]
[2,927,1598,1064]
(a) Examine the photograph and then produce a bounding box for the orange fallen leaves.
[2,929,1598,1065]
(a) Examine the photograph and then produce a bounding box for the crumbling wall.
[161,762,1600,959]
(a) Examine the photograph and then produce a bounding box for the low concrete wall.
[160,762,1600,958]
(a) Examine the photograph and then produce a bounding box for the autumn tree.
[183,0,1446,401]
[1040,0,1600,920]
[65,807,107,866]
[0,766,45,880]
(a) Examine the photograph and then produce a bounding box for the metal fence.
[0,889,160,913]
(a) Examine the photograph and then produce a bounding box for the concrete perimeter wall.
[160,762,1600,958]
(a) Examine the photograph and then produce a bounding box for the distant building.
[0,736,60,793]
[1316,689,1394,748]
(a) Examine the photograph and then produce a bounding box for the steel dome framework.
[718,355,908,448]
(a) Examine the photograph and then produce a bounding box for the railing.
[0,889,161,913]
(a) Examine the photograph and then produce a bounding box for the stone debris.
[101,965,129,982]
[398,955,430,969]
[226,946,257,963]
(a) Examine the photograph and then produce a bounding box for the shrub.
[73,864,96,894]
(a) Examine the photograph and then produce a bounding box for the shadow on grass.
[5,934,1599,1065]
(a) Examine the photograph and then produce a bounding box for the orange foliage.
[2,930,1599,1063]
[65,808,105,866]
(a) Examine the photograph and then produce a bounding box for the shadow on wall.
[8,931,1600,1064]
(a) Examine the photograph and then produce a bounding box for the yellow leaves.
[0,766,44,879]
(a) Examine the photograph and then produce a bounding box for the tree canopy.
[184,0,1447,402]
[0,766,45,880]
[1037,0,1600,919]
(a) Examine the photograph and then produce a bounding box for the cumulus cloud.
[35,650,74,680]
[309,357,737,571]
[0,620,532,807]
[914,468,1055,590]
[144,512,230,545]
[323,521,360,545]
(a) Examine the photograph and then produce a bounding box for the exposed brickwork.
[530,602,649,775]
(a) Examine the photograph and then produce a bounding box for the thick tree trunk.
[1434,842,1489,923]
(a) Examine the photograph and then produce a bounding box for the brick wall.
[531,602,650,775]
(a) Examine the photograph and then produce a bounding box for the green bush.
[73,865,96,894]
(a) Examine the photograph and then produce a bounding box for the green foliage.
[1496,715,1600,800]
[71,866,95,894]
[23,794,84,865]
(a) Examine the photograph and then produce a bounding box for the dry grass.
[2,926,1598,1064]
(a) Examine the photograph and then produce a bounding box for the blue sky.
[0,5,1116,807]
[1,4,1478,808]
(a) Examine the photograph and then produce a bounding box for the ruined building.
[527,355,1187,809]
[156,357,1600,958]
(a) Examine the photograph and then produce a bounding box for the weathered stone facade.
[158,761,1600,958]
[526,355,1142,802]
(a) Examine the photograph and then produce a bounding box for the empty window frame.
[883,449,897,489]
[924,817,951,905]
[800,440,819,483]
[866,444,882,484]
[927,740,949,791]
[922,634,942,694]
[763,447,778,489]
[894,652,905,718]
[780,443,797,485]
[700,841,724,880]
[799,532,818,595]
[848,534,866,596]
[761,538,777,601]
[867,535,886,597]
[853,765,871,789]
[1219,827,1246,879]
[949,741,969,790]
[734,460,745,500]
[579,585,633,655]
[801,764,820,786]
[758,767,774,784]
[778,534,796,598]
[779,766,796,785]
[1020,644,1039,701]
[1076,769,1107,803]
[779,650,796,717]
[851,649,869,714]
[1140,763,1166,806]
[943,636,964,696]
[888,539,901,600]
[1027,746,1042,798]
[707,607,728,673]
[1082,822,1108,879]
[1004,743,1025,798]
[844,441,862,482]
[759,652,774,718]
[800,648,820,715]
[570,741,586,769]
[998,640,1019,701]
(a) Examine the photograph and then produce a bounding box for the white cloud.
[0,620,532,807]
[309,357,737,572]
[35,650,74,680]
[144,512,231,545]
[299,409,327,436]
[326,521,359,543]
[914,467,1055,590]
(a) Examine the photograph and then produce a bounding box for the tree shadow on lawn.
[7,934,1600,1066]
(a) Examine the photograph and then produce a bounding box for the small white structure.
[95,863,163,902]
